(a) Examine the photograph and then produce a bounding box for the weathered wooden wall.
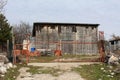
[34,24,98,54]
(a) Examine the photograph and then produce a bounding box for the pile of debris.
[0,62,13,74]
[0,54,16,75]
[105,52,120,74]
[105,52,120,65]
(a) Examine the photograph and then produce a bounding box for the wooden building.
[109,39,120,52]
[32,22,99,54]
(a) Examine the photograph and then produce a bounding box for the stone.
[100,67,104,70]
[0,55,9,63]
[0,62,4,67]
[114,67,120,74]
[108,55,119,65]
[110,72,115,76]
[1,74,5,77]
[7,63,13,68]
[13,65,17,68]
[3,62,13,69]
[0,66,7,74]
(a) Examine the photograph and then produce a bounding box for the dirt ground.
[16,62,99,80]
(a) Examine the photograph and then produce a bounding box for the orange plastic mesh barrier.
[54,50,62,56]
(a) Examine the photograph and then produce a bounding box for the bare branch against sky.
[0,0,7,12]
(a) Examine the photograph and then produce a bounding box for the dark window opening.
[72,26,77,32]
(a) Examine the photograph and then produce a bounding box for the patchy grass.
[62,54,99,58]
[0,63,28,80]
[62,54,99,61]
[30,56,57,63]
[72,63,120,80]
[30,54,99,63]
[26,66,64,76]
[3,68,20,80]
[0,54,100,80]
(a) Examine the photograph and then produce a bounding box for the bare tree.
[111,34,120,40]
[0,0,7,13]
[13,22,32,44]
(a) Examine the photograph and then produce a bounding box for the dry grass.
[72,63,120,80]
[29,54,100,63]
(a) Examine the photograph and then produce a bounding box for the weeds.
[72,63,120,80]
[26,66,64,76]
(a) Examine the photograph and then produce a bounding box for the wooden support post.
[7,40,9,57]
[99,40,105,62]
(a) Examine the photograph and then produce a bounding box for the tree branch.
[0,0,7,12]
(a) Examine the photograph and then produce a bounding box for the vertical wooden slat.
[34,23,98,55]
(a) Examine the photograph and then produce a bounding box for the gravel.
[17,62,99,80]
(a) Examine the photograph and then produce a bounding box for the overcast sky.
[4,0,120,39]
